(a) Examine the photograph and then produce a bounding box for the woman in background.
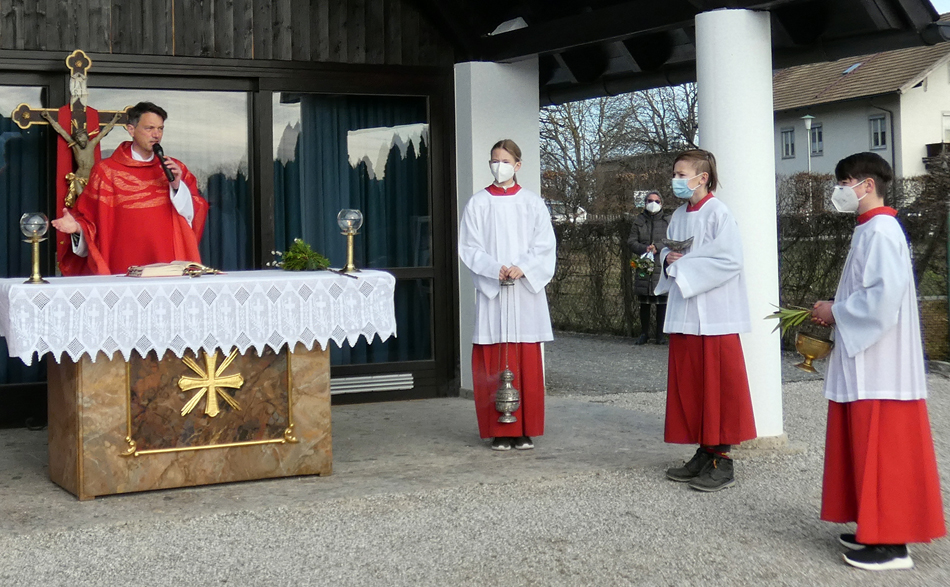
[628,190,671,345]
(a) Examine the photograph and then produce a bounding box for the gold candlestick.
[20,212,50,285]
[336,209,363,274]
[343,230,358,273]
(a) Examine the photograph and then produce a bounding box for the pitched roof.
[773,15,950,112]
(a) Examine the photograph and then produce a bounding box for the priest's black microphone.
[152,143,176,183]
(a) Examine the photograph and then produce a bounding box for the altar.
[0,270,396,500]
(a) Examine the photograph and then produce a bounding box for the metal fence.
[546,171,950,360]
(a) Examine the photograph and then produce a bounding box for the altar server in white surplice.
[655,149,756,493]
[459,139,556,452]
[811,152,944,572]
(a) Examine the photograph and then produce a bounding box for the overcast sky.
[932,0,950,13]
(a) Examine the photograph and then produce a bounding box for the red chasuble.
[61,141,208,275]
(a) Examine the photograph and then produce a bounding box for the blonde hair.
[674,149,719,191]
[491,139,522,161]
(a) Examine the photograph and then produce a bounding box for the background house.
[774,15,950,178]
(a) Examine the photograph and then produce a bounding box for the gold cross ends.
[66,49,92,76]
[178,349,245,418]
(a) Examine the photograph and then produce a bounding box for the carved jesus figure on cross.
[41,109,122,207]
[10,49,130,208]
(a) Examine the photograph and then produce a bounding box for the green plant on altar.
[765,305,813,335]
[630,255,655,279]
[268,238,331,271]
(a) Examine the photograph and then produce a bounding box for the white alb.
[825,214,927,402]
[459,186,556,343]
[655,197,751,335]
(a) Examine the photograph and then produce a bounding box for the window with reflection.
[0,86,48,384]
[273,94,432,364]
[92,89,252,270]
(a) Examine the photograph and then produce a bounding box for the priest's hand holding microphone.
[153,143,182,190]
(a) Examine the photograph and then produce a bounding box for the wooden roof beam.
[479,0,812,61]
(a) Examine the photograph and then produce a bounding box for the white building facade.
[774,43,950,178]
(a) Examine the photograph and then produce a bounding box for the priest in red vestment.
[52,101,208,276]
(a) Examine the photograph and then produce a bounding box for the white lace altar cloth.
[0,270,396,365]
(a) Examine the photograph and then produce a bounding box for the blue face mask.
[671,174,702,199]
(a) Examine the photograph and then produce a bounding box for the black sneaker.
[843,544,913,571]
[634,333,649,345]
[513,436,534,450]
[688,455,736,492]
[666,447,714,482]
[839,533,866,550]
[491,438,512,451]
[655,335,668,345]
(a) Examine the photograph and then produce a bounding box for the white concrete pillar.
[454,58,540,394]
[696,9,784,439]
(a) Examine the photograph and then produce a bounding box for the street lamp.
[801,115,815,173]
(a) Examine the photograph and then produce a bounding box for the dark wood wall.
[0,0,454,67]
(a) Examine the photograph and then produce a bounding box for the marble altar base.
[46,343,331,500]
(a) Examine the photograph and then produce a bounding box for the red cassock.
[59,141,208,276]
[821,399,946,544]
[664,333,757,445]
[472,343,545,439]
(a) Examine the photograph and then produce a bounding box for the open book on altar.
[126,261,221,278]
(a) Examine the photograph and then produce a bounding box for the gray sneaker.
[491,438,512,451]
[843,544,913,571]
[513,436,534,450]
[687,455,736,492]
[666,447,714,482]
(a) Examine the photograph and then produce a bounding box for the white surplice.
[459,185,556,344]
[825,213,927,402]
[655,196,751,335]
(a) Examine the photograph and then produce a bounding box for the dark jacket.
[627,208,671,296]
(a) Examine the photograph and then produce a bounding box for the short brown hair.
[674,149,719,191]
[127,102,168,127]
[492,139,522,162]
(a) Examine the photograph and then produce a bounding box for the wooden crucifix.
[10,49,131,207]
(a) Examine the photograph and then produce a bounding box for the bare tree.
[620,84,698,154]
[539,83,698,215]
[539,98,630,212]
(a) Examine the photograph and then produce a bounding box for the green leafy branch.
[269,238,330,271]
[765,305,813,335]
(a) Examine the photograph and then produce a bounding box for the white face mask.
[831,179,868,213]
[645,201,661,214]
[490,161,516,184]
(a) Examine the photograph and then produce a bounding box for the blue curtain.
[199,170,252,271]
[273,95,431,364]
[0,116,47,384]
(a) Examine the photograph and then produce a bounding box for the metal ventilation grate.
[330,373,414,395]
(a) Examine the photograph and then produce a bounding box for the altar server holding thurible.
[458,139,556,451]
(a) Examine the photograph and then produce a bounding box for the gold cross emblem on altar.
[178,349,245,418]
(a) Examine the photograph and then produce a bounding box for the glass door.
[0,85,50,387]
[272,93,433,367]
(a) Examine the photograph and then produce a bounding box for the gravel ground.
[0,331,948,586]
